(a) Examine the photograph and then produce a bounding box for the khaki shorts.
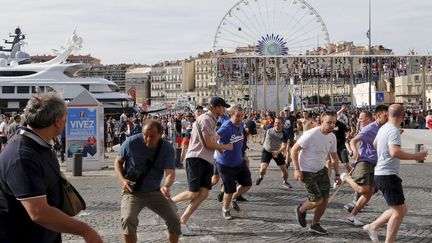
[302,167,331,202]
[121,191,181,236]
[352,161,375,187]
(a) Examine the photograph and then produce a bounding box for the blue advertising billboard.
[66,107,98,160]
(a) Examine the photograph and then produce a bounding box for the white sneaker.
[363,224,379,243]
[222,209,233,220]
[340,172,349,182]
[181,223,193,236]
[345,215,364,226]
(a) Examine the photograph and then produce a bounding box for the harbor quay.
[62,140,432,243]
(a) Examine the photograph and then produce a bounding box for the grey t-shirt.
[263,128,288,152]
[374,123,402,176]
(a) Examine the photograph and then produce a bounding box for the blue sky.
[1,0,431,64]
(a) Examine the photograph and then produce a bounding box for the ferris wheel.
[213,0,331,56]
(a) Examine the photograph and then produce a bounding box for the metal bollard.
[415,144,424,163]
[72,153,83,176]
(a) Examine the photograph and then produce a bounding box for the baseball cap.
[210,97,230,108]
[283,106,290,111]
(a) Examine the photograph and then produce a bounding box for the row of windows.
[195,67,213,72]
[1,86,54,94]
[196,60,214,65]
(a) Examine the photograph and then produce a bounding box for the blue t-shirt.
[118,134,175,192]
[215,121,244,167]
[356,121,380,165]
[283,115,297,139]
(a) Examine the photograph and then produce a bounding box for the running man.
[282,107,297,167]
[363,104,427,243]
[171,97,233,235]
[215,105,252,220]
[255,117,291,189]
[291,111,342,235]
[341,106,388,226]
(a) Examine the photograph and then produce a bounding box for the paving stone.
[62,142,432,242]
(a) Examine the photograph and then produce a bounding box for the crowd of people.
[0,92,429,243]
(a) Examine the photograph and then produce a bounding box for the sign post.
[376,92,384,105]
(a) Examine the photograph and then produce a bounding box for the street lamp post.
[368,0,372,110]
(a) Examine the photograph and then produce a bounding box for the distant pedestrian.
[255,117,292,189]
[6,114,21,140]
[119,114,128,145]
[0,114,10,150]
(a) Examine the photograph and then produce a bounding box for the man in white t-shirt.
[362,104,427,243]
[291,111,342,235]
[0,114,10,150]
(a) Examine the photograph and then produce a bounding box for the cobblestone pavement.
[62,142,432,243]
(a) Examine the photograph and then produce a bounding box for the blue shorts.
[216,162,252,194]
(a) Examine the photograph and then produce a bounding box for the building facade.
[31,54,101,66]
[194,52,216,106]
[125,67,151,107]
[394,73,432,107]
[79,64,134,92]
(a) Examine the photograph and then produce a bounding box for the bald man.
[363,104,427,243]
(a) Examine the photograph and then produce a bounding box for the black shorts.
[374,175,405,206]
[0,136,7,144]
[261,149,286,166]
[337,144,349,163]
[185,158,213,192]
[216,163,252,193]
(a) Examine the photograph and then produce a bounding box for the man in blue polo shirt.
[0,92,102,243]
[215,105,252,220]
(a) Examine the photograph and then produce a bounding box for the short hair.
[321,110,337,120]
[13,114,21,121]
[360,110,373,120]
[229,105,243,116]
[375,105,388,114]
[24,92,66,129]
[143,119,163,135]
[389,104,404,118]
[275,116,284,122]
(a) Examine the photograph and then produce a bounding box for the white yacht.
[0,27,136,115]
